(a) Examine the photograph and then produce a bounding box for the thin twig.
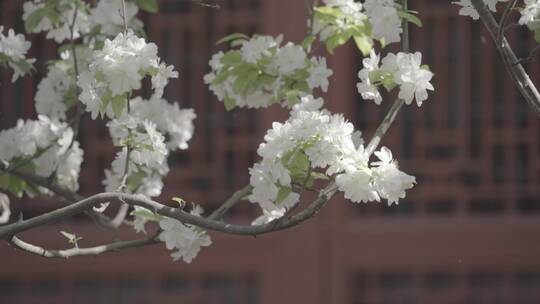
[208,185,252,220]
[9,235,159,258]
[121,0,128,33]
[498,0,518,43]
[470,0,540,117]
[365,0,410,157]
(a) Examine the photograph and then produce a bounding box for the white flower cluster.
[0,116,83,192]
[22,0,143,42]
[248,95,415,225]
[364,0,402,44]
[104,117,169,198]
[453,0,509,20]
[158,206,212,263]
[90,0,143,37]
[102,96,196,199]
[519,0,540,29]
[78,31,178,119]
[23,0,91,43]
[0,26,35,82]
[312,0,366,41]
[103,96,195,235]
[312,0,413,54]
[204,35,332,109]
[130,96,196,150]
[35,48,92,120]
[357,50,434,106]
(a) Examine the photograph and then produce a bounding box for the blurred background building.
[1,0,540,303]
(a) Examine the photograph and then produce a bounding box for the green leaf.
[535,29,540,43]
[216,33,249,45]
[126,170,146,192]
[353,35,373,56]
[171,196,186,207]
[325,30,352,54]
[0,173,27,198]
[398,11,422,27]
[301,35,316,51]
[311,172,329,181]
[285,90,300,106]
[224,95,236,111]
[211,68,231,85]
[220,51,242,65]
[25,7,47,32]
[136,0,159,13]
[314,6,343,21]
[111,94,127,117]
[276,186,292,204]
[63,84,78,108]
[131,209,164,222]
[282,149,310,183]
[60,231,83,245]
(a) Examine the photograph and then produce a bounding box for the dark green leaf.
[136,0,159,13]
[216,33,249,45]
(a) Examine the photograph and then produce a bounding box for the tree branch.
[0,183,337,240]
[470,0,540,117]
[0,163,116,229]
[8,235,159,258]
[208,185,252,220]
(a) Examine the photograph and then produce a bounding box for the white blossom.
[35,66,71,120]
[159,212,212,263]
[520,0,540,29]
[130,96,196,151]
[78,32,176,119]
[336,168,380,203]
[22,0,90,43]
[371,147,416,205]
[307,57,333,92]
[276,43,307,75]
[364,0,402,44]
[90,0,142,37]
[392,52,434,106]
[205,35,331,109]
[453,0,509,20]
[0,26,35,82]
[356,50,383,104]
[0,193,10,224]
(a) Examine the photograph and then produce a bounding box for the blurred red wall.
[1,0,540,303]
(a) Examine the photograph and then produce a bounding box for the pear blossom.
[453,0,509,20]
[356,50,383,104]
[130,96,196,151]
[276,43,307,75]
[392,52,434,106]
[364,0,402,44]
[90,0,143,37]
[307,57,333,92]
[372,147,416,205]
[205,35,332,109]
[336,168,380,203]
[240,35,281,63]
[0,116,83,191]
[249,95,416,221]
[22,0,91,43]
[0,27,35,82]
[159,210,212,263]
[0,193,9,224]
[519,0,540,29]
[356,51,434,106]
[35,66,71,120]
[78,32,177,119]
